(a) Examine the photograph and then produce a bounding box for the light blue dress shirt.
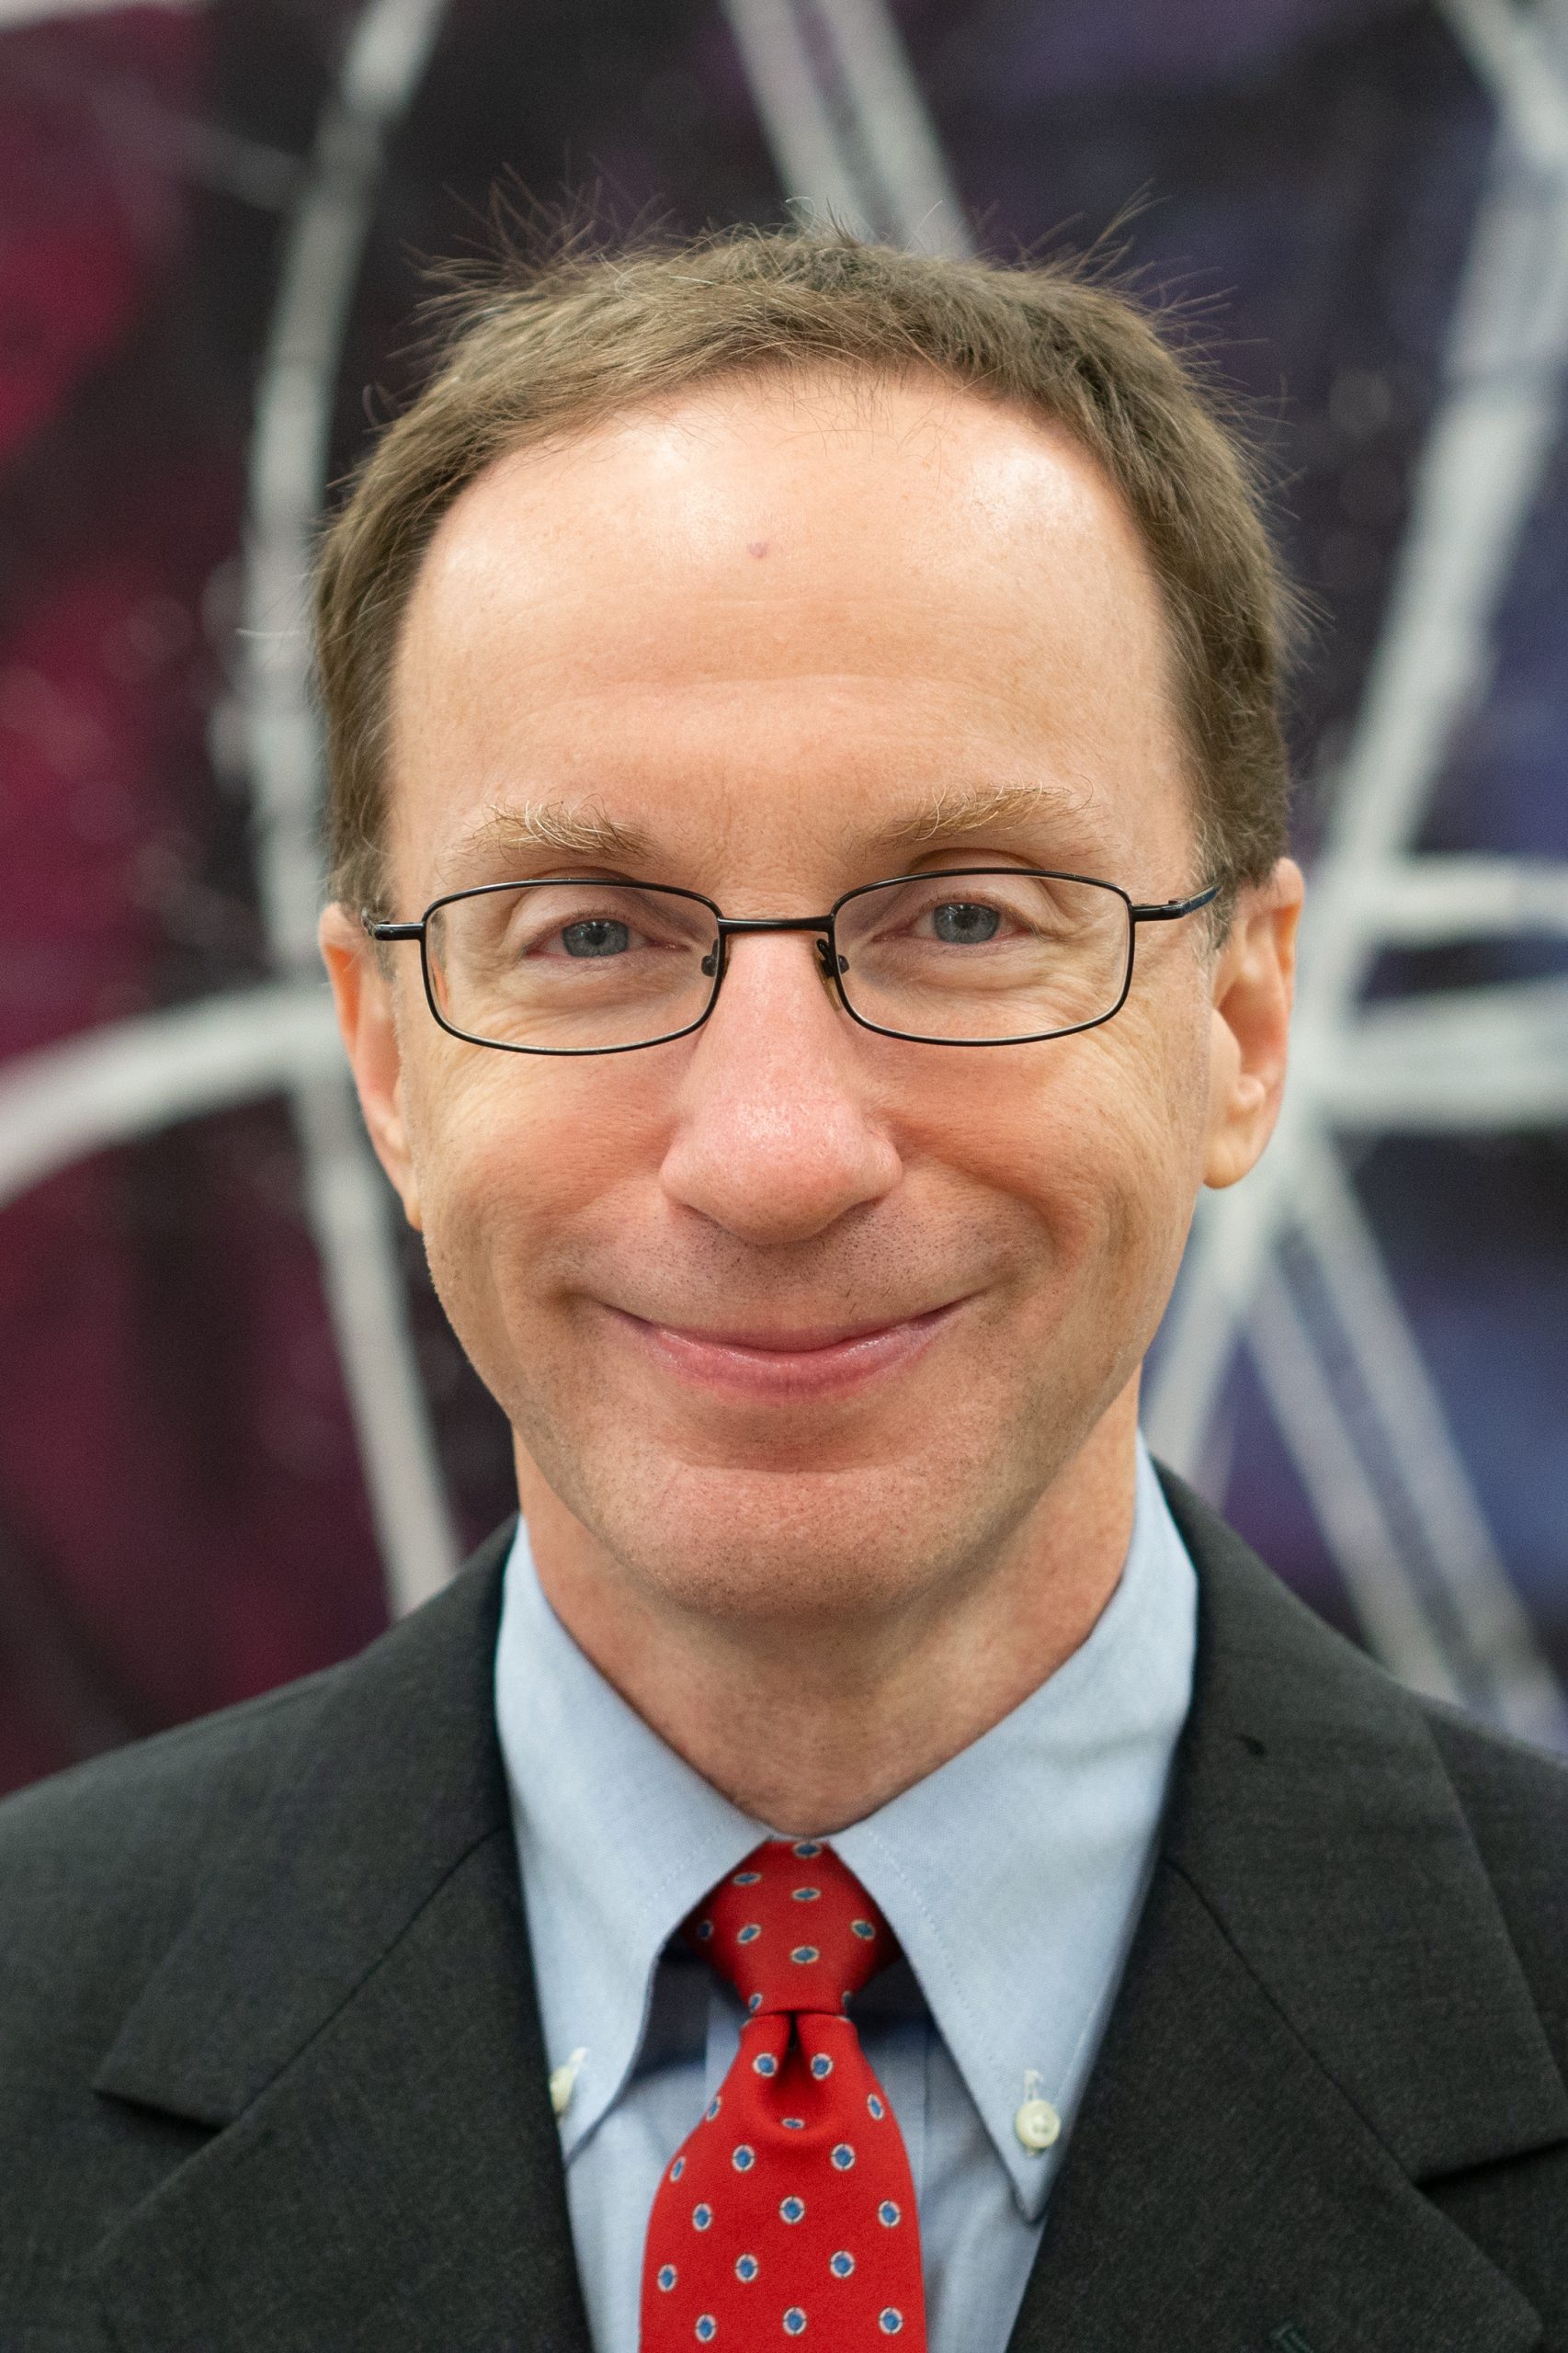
[494,1439,1197,2353]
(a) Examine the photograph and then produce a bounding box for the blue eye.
[561,918,631,958]
[931,901,1000,945]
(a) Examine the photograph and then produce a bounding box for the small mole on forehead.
[746,540,770,558]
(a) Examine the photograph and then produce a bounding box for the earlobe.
[1201,858,1304,1192]
[318,903,423,1230]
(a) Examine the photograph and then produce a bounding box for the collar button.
[550,2046,587,2118]
[1014,2095,1061,2153]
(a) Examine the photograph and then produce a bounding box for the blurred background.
[2,0,1566,1796]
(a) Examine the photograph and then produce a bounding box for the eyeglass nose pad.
[700,941,723,979]
[814,937,847,978]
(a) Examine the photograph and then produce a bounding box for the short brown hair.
[314,224,1292,917]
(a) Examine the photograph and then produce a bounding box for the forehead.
[387,369,1189,890]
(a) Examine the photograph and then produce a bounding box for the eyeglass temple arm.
[1127,883,1221,924]
[363,916,425,942]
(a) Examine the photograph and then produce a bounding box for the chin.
[606,1506,960,1629]
[538,1405,1054,1628]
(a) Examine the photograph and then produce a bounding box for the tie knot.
[681,1837,898,2018]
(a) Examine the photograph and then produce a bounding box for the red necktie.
[639,1836,927,2348]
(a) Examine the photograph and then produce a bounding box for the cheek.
[1077,1001,1212,1295]
[404,1049,669,1327]
[915,1000,1208,1291]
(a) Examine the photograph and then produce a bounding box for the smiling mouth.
[602,1298,967,1400]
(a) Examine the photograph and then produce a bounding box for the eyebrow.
[444,779,1087,884]
[448,800,654,874]
[881,779,1092,851]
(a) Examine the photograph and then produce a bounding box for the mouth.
[600,1298,968,1402]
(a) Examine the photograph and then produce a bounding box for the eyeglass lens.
[423,873,1132,1051]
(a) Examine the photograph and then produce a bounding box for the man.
[2,229,1564,2353]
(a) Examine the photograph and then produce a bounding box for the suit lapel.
[1005,1859,1546,2353]
[1007,1472,1568,2353]
[87,1529,593,2353]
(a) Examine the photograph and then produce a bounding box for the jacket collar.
[1005,1468,1568,2353]
[91,1521,596,2352]
[87,1483,1567,2351]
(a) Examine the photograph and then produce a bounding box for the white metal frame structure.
[721,0,971,252]
[237,0,463,1614]
[1146,0,1568,1744]
[0,0,1562,1729]
[0,0,465,1620]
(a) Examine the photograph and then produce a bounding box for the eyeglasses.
[365,870,1221,1056]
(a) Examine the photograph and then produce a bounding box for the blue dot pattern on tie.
[638,1836,927,2349]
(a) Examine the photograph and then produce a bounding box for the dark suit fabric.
[2,1473,1566,2351]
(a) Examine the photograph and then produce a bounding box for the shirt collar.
[494,1556,767,2157]
[831,1439,1196,2213]
[494,1438,1196,2210]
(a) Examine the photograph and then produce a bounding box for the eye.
[927,900,1003,946]
[558,916,631,959]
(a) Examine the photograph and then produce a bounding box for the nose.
[658,931,903,1245]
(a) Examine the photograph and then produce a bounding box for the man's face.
[343,371,1278,1631]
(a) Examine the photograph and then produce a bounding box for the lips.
[653,1311,947,1353]
[600,1298,965,1401]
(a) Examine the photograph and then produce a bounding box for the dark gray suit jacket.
[3,1472,1566,2351]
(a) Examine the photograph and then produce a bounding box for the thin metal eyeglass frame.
[363,870,1223,1055]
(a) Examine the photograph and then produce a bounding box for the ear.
[1202,858,1304,1190]
[318,903,424,1230]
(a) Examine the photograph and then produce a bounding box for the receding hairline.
[316,225,1294,919]
[456,347,1079,459]
[386,355,1181,816]
[397,350,1131,608]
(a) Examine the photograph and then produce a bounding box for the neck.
[516,1390,1142,1836]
